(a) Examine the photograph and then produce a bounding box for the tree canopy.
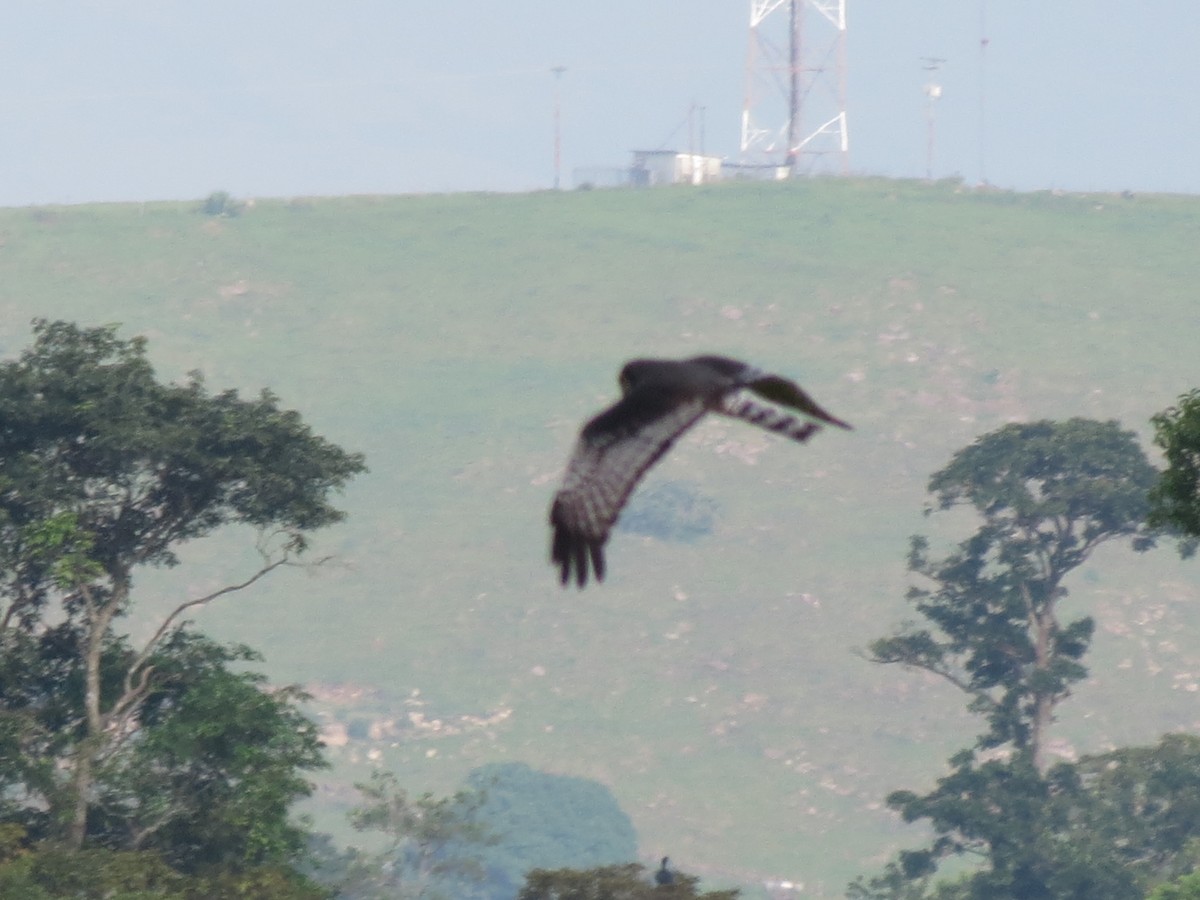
[869,418,1158,766]
[0,319,365,861]
[332,763,639,900]
[0,628,331,899]
[518,862,740,900]
[335,771,495,899]
[853,735,1200,900]
[858,418,1170,898]
[1151,389,1200,541]
[462,762,639,899]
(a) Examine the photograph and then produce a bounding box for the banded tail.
[719,393,822,443]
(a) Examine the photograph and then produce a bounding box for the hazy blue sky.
[3,1,1197,206]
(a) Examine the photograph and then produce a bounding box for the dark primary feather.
[745,374,852,430]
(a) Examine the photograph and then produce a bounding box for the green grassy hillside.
[2,179,1199,897]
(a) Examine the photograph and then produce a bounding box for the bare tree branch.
[123,540,299,701]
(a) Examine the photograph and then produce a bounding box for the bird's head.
[618,359,657,395]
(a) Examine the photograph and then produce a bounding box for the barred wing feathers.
[718,392,823,444]
[550,389,708,587]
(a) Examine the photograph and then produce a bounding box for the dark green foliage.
[186,863,331,900]
[0,842,184,900]
[869,419,1158,763]
[0,827,330,899]
[847,863,969,900]
[0,320,362,876]
[0,319,365,610]
[925,418,1157,551]
[337,771,495,899]
[0,627,325,867]
[617,481,718,543]
[1151,389,1200,545]
[869,751,1140,900]
[859,419,1165,898]
[854,735,1200,900]
[0,625,80,830]
[462,762,639,899]
[518,862,739,899]
[1066,734,1200,884]
[95,631,327,871]
[331,764,640,900]
[1150,872,1200,900]
[200,190,242,217]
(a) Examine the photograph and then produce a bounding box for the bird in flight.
[549,355,850,587]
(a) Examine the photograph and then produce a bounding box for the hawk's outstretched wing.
[550,387,708,587]
[549,355,850,587]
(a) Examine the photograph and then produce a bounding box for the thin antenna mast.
[922,57,945,181]
[786,0,800,167]
[978,0,989,185]
[551,66,566,189]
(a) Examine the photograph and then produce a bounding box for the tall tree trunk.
[1030,676,1054,773]
[1023,581,1057,773]
[66,746,92,850]
[66,580,123,849]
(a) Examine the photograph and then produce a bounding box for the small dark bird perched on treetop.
[549,355,851,587]
[655,856,675,886]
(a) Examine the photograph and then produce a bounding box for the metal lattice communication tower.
[740,0,848,175]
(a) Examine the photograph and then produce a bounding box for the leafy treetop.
[1151,388,1200,544]
[0,319,365,851]
[0,319,365,594]
[871,418,1159,766]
